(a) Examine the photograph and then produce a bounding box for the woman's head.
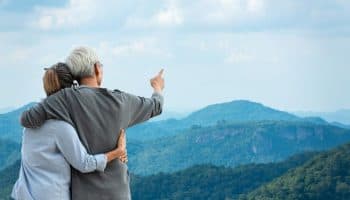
[43,62,75,96]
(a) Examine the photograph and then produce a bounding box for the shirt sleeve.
[54,121,107,173]
[20,89,73,128]
[121,91,164,128]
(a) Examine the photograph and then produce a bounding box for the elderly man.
[20,46,164,200]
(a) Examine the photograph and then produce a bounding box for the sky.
[0,0,349,113]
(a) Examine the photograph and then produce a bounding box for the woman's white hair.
[65,46,100,78]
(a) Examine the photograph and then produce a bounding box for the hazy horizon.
[1,0,349,112]
[2,98,350,117]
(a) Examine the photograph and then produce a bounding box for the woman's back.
[13,120,73,199]
[12,119,107,200]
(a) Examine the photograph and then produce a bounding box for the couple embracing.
[11,46,165,200]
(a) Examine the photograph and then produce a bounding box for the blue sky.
[0,0,349,112]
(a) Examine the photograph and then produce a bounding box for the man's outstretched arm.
[124,91,164,127]
[20,90,72,128]
[124,69,165,127]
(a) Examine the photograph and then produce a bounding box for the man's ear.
[94,63,100,77]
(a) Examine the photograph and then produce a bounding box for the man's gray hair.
[65,46,100,78]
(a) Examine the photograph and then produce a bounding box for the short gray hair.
[65,46,100,78]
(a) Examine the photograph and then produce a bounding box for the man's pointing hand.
[150,69,165,93]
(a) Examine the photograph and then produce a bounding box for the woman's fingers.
[118,129,125,139]
[121,157,128,163]
[119,129,125,138]
[119,153,128,163]
[120,158,128,163]
[117,128,126,149]
[116,128,128,163]
[118,150,127,158]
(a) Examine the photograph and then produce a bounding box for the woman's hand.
[106,129,128,163]
[117,129,128,163]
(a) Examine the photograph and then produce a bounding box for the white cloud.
[124,0,267,29]
[97,38,171,58]
[180,0,266,26]
[29,0,350,32]
[126,0,183,28]
[154,2,183,26]
[225,51,254,64]
[111,41,147,56]
[34,0,97,30]
[1,0,350,111]
[247,0,264,13]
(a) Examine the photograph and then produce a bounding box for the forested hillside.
[242,143,350,200]
[0,152,317,200]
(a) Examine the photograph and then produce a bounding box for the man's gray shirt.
[20,85,164,200]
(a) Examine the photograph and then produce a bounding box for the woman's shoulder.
[43,120,78,143]
[27,120,75,134]
[45,120,75,131]
[22,120,72,142]
[23,119,66,131]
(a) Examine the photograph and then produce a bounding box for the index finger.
[158,69,164,77]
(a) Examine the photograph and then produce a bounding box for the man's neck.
[80,77,100,88]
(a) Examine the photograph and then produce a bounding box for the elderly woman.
[11,63,128,200]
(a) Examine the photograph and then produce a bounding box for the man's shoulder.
[42,88,69,102]
[107,88,127,96]
[110,88,123,93]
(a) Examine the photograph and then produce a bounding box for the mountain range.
[1,100,350,175]
[0,102,35,143]
[127,100,347,142]
[1,99,350,199]
[0,107,15,114]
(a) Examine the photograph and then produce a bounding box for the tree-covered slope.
[128,121,350,175]
[242,142,350,200]
[0,139,20,171]
[0,160,20,200]
[2,143,350,200]
[130,152,317,200]
[0,152,317,200]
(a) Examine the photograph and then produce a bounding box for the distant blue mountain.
[0,107,15,114]
[127,100,310,141]
[185,100,298,124]
[149,111,189,122]
[0,103,35,170]
[295,109,350,125]
[0,103,36,143]
[0,139,20,171]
